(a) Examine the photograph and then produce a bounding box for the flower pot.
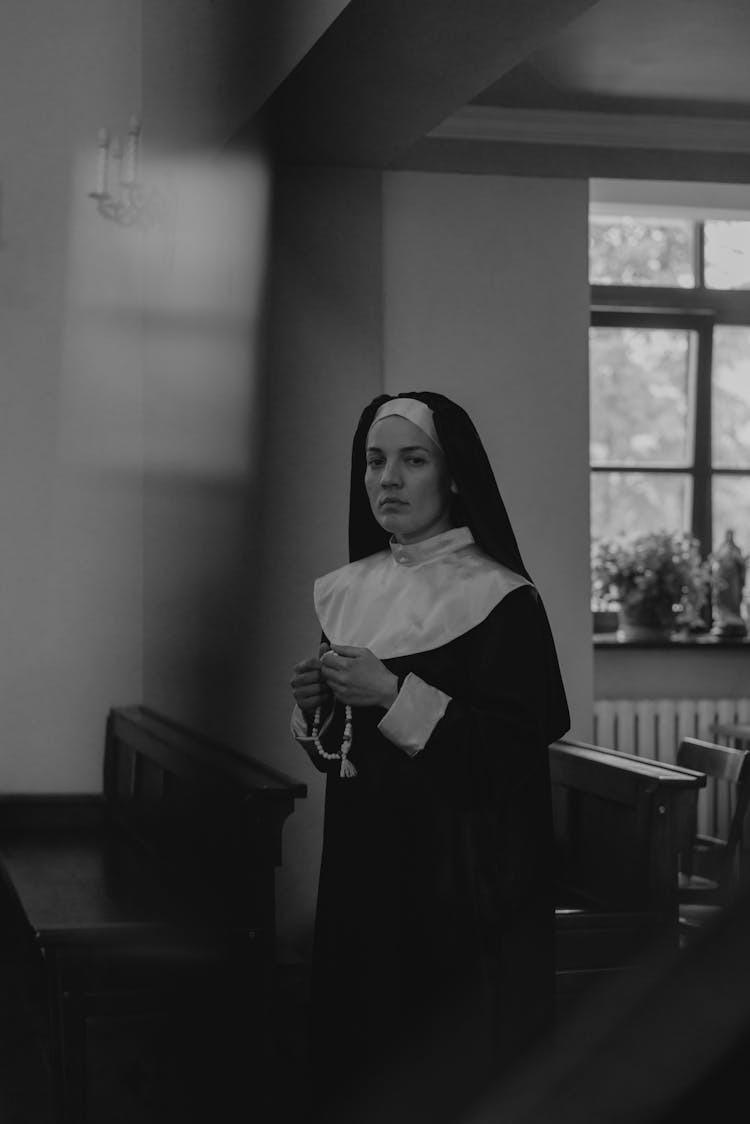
[593,609,619,634]
[617,608,674,643]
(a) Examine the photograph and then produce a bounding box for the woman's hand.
[320,646,398,710]
[291,642,333,714]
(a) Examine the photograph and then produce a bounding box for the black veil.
[348,390,570,742]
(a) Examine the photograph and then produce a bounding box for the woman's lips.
[380,498,407,508]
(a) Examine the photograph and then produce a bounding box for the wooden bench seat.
[0,706,307,1124]
[551,737,705,1014]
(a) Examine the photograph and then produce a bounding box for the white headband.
[367,397,443,452]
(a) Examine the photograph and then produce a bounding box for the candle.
[95,127,110,197]
[122,115,141,186]
[109,136,122,203]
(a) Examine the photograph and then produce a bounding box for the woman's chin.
[377,509,402,526]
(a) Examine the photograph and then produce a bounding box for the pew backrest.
[551,738,705,916]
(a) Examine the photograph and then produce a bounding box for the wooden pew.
[0,705,307,1124]
[552,737,705,1014]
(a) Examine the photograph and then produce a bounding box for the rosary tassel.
[312,703,357,779]
[340,755,357,779]
[339,704,356,777]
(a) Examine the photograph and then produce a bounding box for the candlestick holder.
[89,116,164,230]
[88,182,165,230]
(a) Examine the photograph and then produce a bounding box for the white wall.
[383,172,593,738]
[596,647,750,700]
[0,0,143,791]
[141,166,384,959]
[244,169,384,957]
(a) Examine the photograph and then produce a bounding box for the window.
[590,213,750,563]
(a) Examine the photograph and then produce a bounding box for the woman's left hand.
[320,646,398,710]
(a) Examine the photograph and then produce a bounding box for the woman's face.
[365,415,454,544]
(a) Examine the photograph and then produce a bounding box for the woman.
[290,392,569,1120]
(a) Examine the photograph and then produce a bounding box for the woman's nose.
[381,459,402,486]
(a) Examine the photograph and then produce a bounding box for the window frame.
[590,218,750,559]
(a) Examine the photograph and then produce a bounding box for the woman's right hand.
[291,642,333,713]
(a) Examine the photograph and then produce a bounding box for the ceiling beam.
[430,106,750,155]
[242,0,602,167]
[396,105,750,182]
[395,136,750,185]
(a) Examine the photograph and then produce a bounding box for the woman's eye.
[366,458,383,469]
[406,456,426,466]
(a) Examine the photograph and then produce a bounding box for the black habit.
[297,392,570,1121]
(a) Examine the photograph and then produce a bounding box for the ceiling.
[251,0,750,182]
[474,0,750,119]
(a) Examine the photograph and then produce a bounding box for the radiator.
[594,697,750,836]
[593,698,750,762]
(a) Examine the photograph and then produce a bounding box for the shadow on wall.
[142,1,354,156]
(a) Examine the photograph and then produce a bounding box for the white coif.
[314,526,530,659]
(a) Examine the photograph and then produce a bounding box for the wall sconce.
[88,116,163,229]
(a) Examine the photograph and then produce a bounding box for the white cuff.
[377,673,452,757]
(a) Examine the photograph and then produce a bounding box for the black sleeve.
[413,586,554,808]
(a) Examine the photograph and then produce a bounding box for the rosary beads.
[311,703,357,778]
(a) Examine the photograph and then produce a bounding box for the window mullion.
[695,219,706,289]
[692,319,714,555]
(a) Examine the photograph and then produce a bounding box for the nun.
[290,391,570,1120]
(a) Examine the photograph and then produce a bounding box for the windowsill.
[594,631,750,649]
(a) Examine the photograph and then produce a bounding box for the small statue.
[710,529,747,637]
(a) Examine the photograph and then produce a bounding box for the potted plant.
[591,530,709,641]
